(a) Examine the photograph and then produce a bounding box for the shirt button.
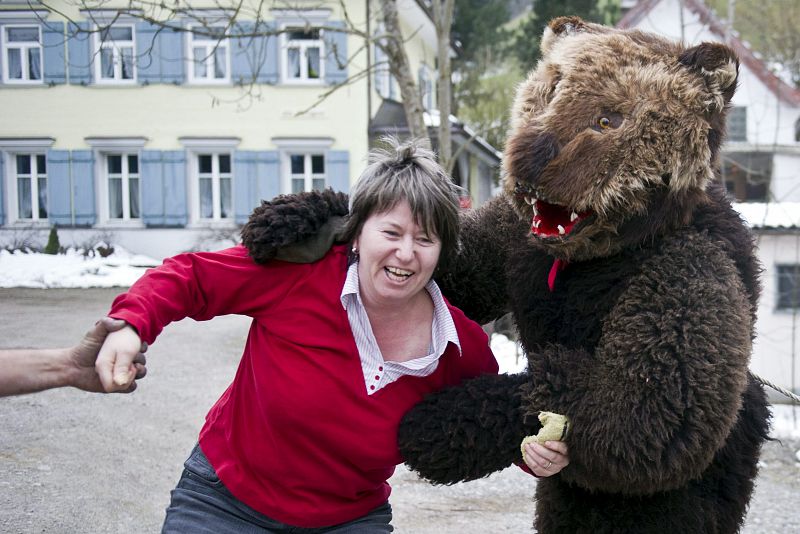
[378,366,383,371]
[375,375,380,380]
[370,385,375,390]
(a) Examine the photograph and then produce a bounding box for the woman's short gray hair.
[340,137,464,270]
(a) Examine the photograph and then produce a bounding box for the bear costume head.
[505,16,739,261]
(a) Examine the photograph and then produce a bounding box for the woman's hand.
[95,323,146,392]
[523,440,569,477]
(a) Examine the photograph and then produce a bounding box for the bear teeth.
[570,211,578,222]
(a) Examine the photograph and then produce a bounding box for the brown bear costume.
[241,18,771,534]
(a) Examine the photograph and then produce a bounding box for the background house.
[0,0,500,258]
[619,0,800,398]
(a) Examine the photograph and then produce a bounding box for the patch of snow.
[0,247,159,289]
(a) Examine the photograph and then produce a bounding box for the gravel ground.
[1,288,798,533]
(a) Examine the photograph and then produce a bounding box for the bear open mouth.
[525,198,592,238]
[514,183,593,239]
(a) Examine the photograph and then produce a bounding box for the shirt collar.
[340,261,461,355]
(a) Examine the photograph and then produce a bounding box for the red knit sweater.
[109,244,498,528]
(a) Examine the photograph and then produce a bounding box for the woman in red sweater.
[94,138,569,532]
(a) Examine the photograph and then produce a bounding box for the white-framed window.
[105,153,140,220]
[281,27,324,83]
[13,153,48,221]
[777,265,800,311]
[93,24,136,83]
[195,153,232,220]
[727,106,747,142]
[187,25,230,83]
[86,137,146,226]
[273,137,332,194]
[289,153,326,193]
[1,25,42,83]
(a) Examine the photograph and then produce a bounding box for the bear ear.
[548,16,588,37]
[541,16,588,56]
[679,42,739,105]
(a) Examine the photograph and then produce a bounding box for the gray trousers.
[162,444,394,533]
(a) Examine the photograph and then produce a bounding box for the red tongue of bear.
[531,200,576,237]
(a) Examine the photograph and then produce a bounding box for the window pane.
[129,177,140,218]
[198,155,212,174]
[288,29,319,40]
[37,177,47,218]
[312,178,325,191]
[193,47,208,78]
[219,154,231,174]
[17,177,32,218]
[290,155,304,174]
[16,154,31,175]
[28,47,41,80]
[8,27,39,42]
[205,26,227,40]
[101,48,115,78]
[288,47,301,78]
[307,47,320,79]
[311,155,324,174]
[37,154,46,173]
[778,265,800,310]
[128,154,138,174]
[214,47,226,78]
[108,155,122,174]
[7,48,22,79]
[199,177,213,218]
[120,47,134,79]
[108,27,133,41]
[220,177,231,219]
[291,178,304,193]
[109,177,123,218]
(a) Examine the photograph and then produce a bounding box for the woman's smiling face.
[354,200,442,309]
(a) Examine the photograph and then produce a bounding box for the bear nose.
[507,131,561,186]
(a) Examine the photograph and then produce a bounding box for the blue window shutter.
[136,21,160,84]
[159,28,184,84]
[259,22,279,84]
[233,150,257,223]
[140,150,165,226]
[231,21,278,85]
[46,150,72,226]
[259,151,280,201]
[0,151,5,224]
[67,22,92,84]
[70,150,95,226]
[324,21,347,85]
[162,150,187,226]
[231,22,255,85]
[233,150,280,223]
[326,150,350,192]
[42,22,67,84]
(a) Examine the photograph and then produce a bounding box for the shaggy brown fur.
[240,17,770,534]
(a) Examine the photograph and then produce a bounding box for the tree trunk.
[432,0,455,172]
[379,0,429,143]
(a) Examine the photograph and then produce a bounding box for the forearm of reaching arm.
[0,348,73,397]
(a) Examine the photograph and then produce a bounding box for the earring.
[352,246,358,255]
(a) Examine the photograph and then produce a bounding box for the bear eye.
[592,111,623,132]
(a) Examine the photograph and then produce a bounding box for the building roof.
[368,99,502,164]
[733,202,800,229]
[618,0,800,107]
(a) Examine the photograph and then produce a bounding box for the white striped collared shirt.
[340,261,462,395]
